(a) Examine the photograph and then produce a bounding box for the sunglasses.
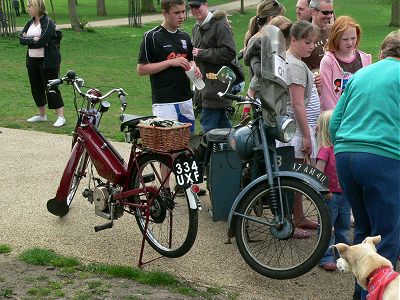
[313,8,334,15]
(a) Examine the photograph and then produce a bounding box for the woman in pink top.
[319,16,372,111]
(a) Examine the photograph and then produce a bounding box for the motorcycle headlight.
[228,126,255,159]
[276,115,296,143]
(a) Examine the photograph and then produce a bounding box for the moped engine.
[93,185,109,211]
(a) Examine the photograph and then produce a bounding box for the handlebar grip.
[47,78,63,89]
[119,92,127,112]
[218,92,246,102]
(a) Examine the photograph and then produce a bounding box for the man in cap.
[189,0,238,133]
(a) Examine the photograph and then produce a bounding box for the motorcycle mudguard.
[47,141,84,217]
[226,171,328,236]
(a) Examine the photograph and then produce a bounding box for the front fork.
[47,140,85,217]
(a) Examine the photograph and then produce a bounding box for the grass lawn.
[14,0,233,27]
[0,0,394,141]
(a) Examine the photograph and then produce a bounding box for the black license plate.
[173,153,203,188]
[291,162,329,188]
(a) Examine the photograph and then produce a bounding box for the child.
[316,110,351,271]
[319,16,372,111]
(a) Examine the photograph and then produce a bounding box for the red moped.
[47,70,200,265]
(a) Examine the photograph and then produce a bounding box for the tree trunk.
[75,0,78,5]
[68,0,82,32]
[141,0,155,13]
[240,0,244,13]
[19,0,26,14]
[97,0,107,16]
[389,0,399,27]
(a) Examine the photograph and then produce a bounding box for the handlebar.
[218,91,262,113]
[217,92,246,103]
[47,70,128,112]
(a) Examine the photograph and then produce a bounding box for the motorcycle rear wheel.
[234,178,330,279]
[129,153,198,258]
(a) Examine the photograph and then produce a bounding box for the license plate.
[291,162,329,188]
[173,153,203,188]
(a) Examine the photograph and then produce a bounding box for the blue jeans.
[200,107,232,133]
[336,152,400,300]
[320,192,351,265]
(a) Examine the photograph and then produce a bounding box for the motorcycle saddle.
[206,128,233,143]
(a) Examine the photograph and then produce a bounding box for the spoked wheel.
[129,154,198,258]
[234,178,330,279]
[66,149,89,207]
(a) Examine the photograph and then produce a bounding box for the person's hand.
[314,72,321,89]
[192,48,201,57]
[301,136,312,156]
[33,36,39,42]
[194,66,202,79]
[324,192,333,200]
[169,57,191,71]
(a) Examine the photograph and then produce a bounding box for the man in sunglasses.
[189,0,239,133]
[302,0,334,71]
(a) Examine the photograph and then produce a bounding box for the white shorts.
[152,99,195,132]
[276,125,317,159]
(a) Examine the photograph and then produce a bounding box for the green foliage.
[85,263,178,286]
[0,244,12,254]
[0,288,14,298]
[19,248,80,268]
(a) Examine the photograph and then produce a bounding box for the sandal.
[292,228,312,239]
[296,219,319,230]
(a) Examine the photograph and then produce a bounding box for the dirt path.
[0,127,367,300]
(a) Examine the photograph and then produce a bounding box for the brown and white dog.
[333,236,399,300]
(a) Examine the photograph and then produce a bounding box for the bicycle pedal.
[94,222,113,232]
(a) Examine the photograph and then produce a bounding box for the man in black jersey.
[137,0,201,133]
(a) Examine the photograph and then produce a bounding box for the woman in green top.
[329,29,400,300]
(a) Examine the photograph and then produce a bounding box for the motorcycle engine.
[93,185,109,211]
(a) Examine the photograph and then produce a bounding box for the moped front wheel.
[66,149,89,207]
[234,178,330,279]
[129,154,198,258]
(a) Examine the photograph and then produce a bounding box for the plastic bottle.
[185,66,205,90]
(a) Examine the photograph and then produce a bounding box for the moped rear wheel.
[130,154,198,258]
[234,178,330,279]
[66,149,89,207]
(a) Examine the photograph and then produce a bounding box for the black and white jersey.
[138,25,193,104]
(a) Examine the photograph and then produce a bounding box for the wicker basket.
[137,123,191,152]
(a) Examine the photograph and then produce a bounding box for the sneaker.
[27,115,47,122]
[53,116,66,127]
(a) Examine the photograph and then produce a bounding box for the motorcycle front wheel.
[129,153,198,258]
[66,148,89,208]
[234,178,330,279]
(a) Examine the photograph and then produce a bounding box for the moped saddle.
[206,128,233,143]
[120,114,154,132]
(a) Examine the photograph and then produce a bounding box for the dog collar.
[366,266,399,300]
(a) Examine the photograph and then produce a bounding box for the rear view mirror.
[216,66,236,84]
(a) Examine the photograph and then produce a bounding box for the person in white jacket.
[319,16,372,111]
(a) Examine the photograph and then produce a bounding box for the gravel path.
[0,127,363,300]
